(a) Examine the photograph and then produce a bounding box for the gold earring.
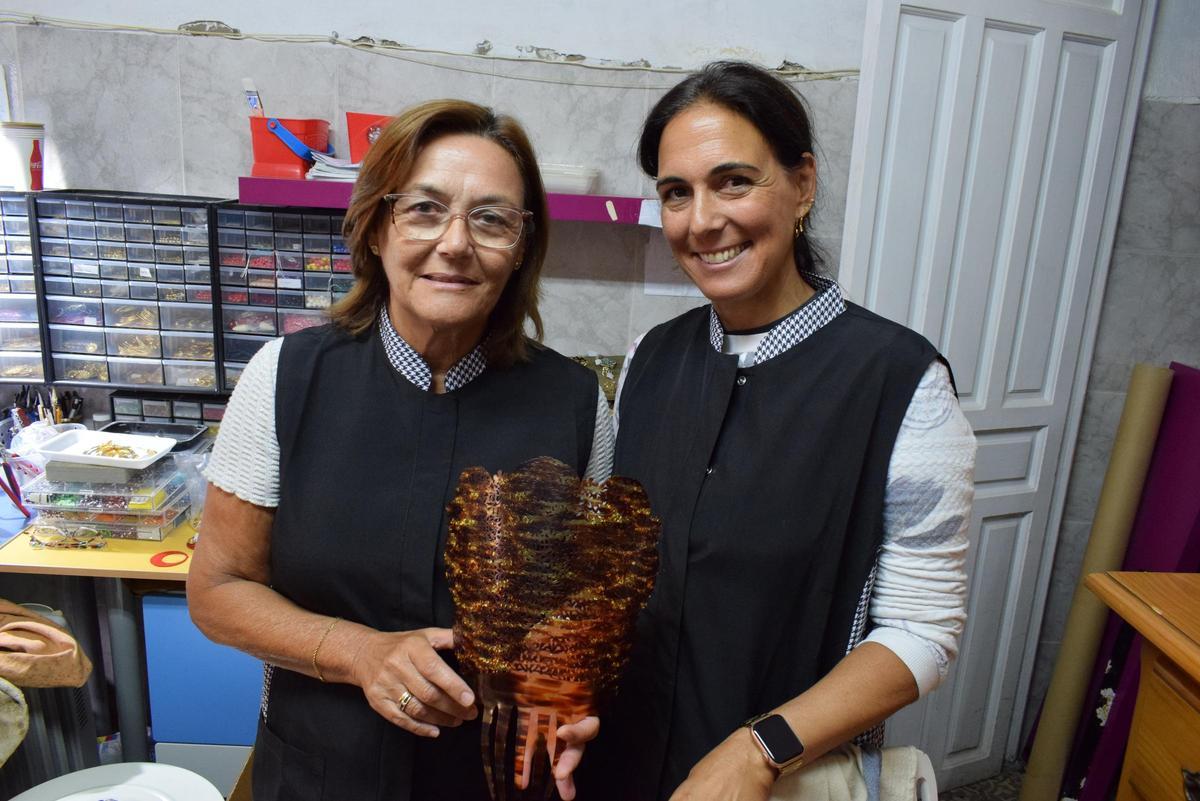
[514,260,523,271]
[794,218,804,238]
[370,244,379,255]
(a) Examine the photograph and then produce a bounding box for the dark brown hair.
[332,99,548,366]
[639,61,824,275]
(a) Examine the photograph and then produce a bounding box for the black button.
[705,466,714,475]
[736,375,747,386]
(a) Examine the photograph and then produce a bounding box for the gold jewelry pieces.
[794,217,804,237]
[397,689,415,713]
[83,440,148,460]
[312,616,341,682]
[27,526,106,549]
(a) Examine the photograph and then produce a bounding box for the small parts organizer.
[214,205,349,389]
[0,190,352,394]
[24,458,190,541]
[0,191,43,381]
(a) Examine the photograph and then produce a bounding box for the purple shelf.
[238,177,647,225]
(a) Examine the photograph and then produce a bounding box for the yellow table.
[0,522,195,581]
[0,520,198,761]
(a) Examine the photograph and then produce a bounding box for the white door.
[840,0,1159,787]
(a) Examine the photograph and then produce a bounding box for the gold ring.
[397,690,414,713]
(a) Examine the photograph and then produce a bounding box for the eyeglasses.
[383,193,533,249]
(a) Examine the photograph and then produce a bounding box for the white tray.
[37,429,175,469]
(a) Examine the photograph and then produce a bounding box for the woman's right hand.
[352,627,477,737]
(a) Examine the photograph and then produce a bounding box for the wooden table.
[1085,571,1200,801]
[0,522,196,762]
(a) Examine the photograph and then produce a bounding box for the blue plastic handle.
[266,118,334,161]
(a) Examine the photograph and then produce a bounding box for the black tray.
[100,421,208,451]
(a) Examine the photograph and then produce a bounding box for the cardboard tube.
[1020,363,1173,801]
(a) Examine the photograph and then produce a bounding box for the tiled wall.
[1020,97,1200,743]
[0,23,858,354]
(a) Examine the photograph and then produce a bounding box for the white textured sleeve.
[612,333,645,435]
[203,337,285,508]
[861,360,976,697]
[584,385,614,482]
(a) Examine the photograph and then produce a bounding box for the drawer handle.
[1185,768,1199,801]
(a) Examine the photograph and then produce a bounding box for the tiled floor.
[939,765,1023,801]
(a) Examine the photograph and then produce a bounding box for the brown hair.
[332,99,548,366]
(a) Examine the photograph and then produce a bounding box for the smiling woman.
[186,100,611,801]
[580,62,977,801]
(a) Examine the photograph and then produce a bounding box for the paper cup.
[0,122,45,191]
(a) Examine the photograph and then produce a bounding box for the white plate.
[37,429,175,470]
[10,762,223,801]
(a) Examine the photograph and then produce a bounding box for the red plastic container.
[345,112,391,164]
[249,117,330,180]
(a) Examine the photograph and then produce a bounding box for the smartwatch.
[745,713,806,777]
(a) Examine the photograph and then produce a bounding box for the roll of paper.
[1019,363,1173,801]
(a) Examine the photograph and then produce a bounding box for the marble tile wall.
[1021,98,1200,744]
[0,22,859,354]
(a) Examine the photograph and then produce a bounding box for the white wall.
[7,1,869,71]
[1143,0,1200,99]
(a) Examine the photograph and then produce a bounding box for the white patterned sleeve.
[584,385,615,482]
[612,333,645,435]
[860,360,976,697]
[203,337,285,508]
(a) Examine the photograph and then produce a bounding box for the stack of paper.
[306,151,360,182]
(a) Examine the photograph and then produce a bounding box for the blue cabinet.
[142,593,261,746]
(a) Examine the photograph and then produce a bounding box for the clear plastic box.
[68,240,98,260]
[225,362,245,389]
[95,221,125,241]
[67,220,96,239]
[37,198,67,218]
[129,282,158,301]
[332,253,353,272]
[184,265,211,284]
[274,233,303,252]
[303,214,331,233]
[304,253,331,271]
[219,248,247,268]
[223,333,270,362]
[124,223,154,243]
[101,280,130,299]
[156,265,185,284]
[43,276,73,295]
[162,331,214,361]
[249,289,276,306]
[0,323,41,351]
[8,276,33,294]
[157,285,187,303]
[71,261,100,278]
[97,242,127,261]
[278,308,325,335]
[216,209,244,228]
[128,263,156,282]
[1,216,29,235]
[276,288,304,307]
[32,503,189,541]
[152,206,182,226]
[244,210,273,230]
[159,302,213,332]
[181,207,208,227]
[153,226,184,246]
[186,286,212,303]
[53,353,109,382]
[0,294,39,323]
[218,228,245,248]
[106,328,161,358]
[46,296,102,326]
[38,219,68,238]
[71,278,102,297]
[219,266,247,286]
[245,230,274,250]
[182,226,208,246]
[155,245,183,265]
[40,238,70,258]
[42,257,71,276]
[94,202,124,222]
[100,261,129,280]
[164,359,217,389]
[0,352,44,381]
[126,243,156,262]
[273,213,302,232]
[275,252,303,271]
[108,356,164,385]
[183,246,209,265]
[246,250,275,269]
[104,299,159,330]
[50,324,106,355]
[65,200,94,220]
[303,234,330,252]
[224,288,251,305]
[247,269,275,288]
[224,306,276,335]
[6,256,32,274]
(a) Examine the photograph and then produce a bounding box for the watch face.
[752,714,805,764]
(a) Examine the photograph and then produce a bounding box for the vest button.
[736,375,747,386]
[705,466,714,475]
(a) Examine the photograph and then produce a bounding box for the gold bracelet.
[311,616,341,683]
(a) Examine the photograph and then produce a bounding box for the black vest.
[592,303,937,799]
[253,324,598,801]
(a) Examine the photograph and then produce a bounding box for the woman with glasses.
[187,100,607,801]
[581,62,976,800]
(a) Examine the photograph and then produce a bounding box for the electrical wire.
[0,10,859,90]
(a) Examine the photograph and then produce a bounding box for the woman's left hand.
[552,715,600,801]
[668,729,776,801]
